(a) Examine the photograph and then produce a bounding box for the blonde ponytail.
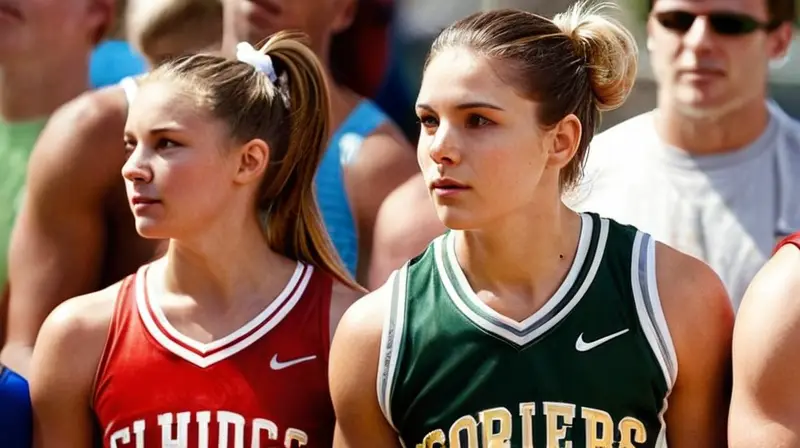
[256,31,363,291]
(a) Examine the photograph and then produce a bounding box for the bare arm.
[729,244,800,448]
[344,125,417,286]
[1,88,127,377]
[367,173,445,290]
[329,281,400,447]
[328,280,365,342]
[657,243,734,447]
[29,286,117,448]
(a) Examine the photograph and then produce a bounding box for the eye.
[417,113,439,129]
[155,138,180,150]
[465,114,493,128]
[123,139,136,157]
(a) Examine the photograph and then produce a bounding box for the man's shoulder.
[768,100,800,151]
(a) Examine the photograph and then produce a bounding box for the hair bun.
[553,1,638,111]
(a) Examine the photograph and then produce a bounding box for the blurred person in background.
[223,0,418,285]
[367,173,444,289]
[330,0,395,100]
[0,0,223,378]
[0,0,114,442]
[90,0,148,88]
[729,231,800,446]
[569,0,800,310]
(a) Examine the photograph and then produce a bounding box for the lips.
[431,178,468,190]
[131,196,161,205]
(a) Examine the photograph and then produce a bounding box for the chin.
[436,208,480,231]
[134,220,172,240]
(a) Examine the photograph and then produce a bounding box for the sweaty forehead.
[653,0,769,17]
[418,47,526,109]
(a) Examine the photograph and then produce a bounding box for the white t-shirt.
[568,101,800,311]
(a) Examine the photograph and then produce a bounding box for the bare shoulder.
[330,275,400,446]
[329,276,394,405]
[728,244,800,446]
[655,241,734,344]
[329,280,367,340]
[368,173,445,289]
[737,243,800,320]
[338,277,392,339]
[29,85,128,182]
[732,242,800,378]
[36,281,122,356]
[368,121,414,154]
[331,274,395,364]
[348,121,416,182]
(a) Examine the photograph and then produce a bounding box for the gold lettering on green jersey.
[544,402,576,448]
[449,415,479,448]
[618,416,647,448]
[414,403,649,447]
[519,403,536,448]
[581,407,614,448]
[416,429,446,448]
[479,407,512,448]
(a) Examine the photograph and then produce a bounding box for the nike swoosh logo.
[270,354,317,370]
[575,329,629,352]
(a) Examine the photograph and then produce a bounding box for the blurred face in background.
[223,0,356,56]
[648,0,792,119]
[0,0,110,63]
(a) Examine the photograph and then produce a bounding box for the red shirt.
[775,232,800,253]
[93,262,335,448]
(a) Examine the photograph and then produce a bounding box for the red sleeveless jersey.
[775,232,800,253]
[93,262,335,448]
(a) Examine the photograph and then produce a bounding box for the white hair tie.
[236,42,278,83]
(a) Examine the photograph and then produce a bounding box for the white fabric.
[568,101,800,311]
[236,42,278,83]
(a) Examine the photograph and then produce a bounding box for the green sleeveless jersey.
[377,213,677,448]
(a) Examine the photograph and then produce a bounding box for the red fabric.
[93,263,334,448]
[775,232,800,254]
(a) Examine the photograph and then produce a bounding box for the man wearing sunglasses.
[569,0,799,311]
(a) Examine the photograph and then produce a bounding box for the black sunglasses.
[654,10,780,36]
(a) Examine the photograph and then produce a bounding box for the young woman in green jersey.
[329,3,734,447]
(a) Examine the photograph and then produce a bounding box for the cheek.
[158,158,226,207]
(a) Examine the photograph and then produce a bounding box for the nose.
[426,122,461,167]
[121,144,153,184]
[682,16,715,53]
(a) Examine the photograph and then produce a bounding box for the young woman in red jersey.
[28,31,363,448]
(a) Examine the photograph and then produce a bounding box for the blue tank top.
[90,41,146,89]
[0,366,32,448]
[315,99,388,277]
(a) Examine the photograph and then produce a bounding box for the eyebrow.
[416,102,505,112]
[148,124,186,134]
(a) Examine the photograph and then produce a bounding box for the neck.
[655,95,769,156]
[456,194,583,306]
[162,213,293,305]
[0,54,90,122]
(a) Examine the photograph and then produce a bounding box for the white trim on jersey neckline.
[135,261,314,368]
[436,214,609,346]
[446,213,594,332]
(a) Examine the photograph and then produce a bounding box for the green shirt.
[0,118,48,289]
[378,213,677,448]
